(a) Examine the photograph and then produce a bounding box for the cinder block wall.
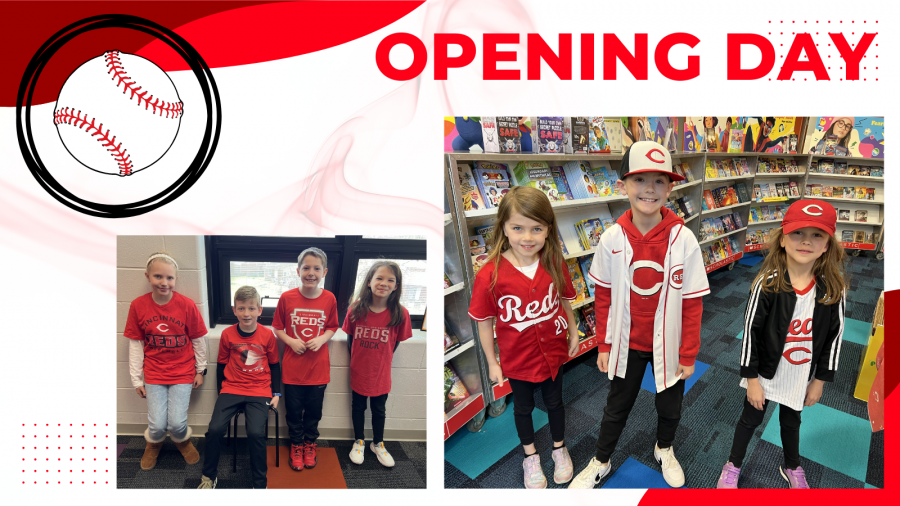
[116,236,426,441]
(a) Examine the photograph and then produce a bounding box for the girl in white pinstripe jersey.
[718,200,847,489]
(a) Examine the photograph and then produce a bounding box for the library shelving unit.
[443,169,489,439]
[742,153,809,255]
[803,155,884,259]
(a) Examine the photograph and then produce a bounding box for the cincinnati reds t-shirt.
[124,292,208,385]
[342,306,413,397]
[218,324,280,398]
[272,289,340,385]
[741,279,816,411]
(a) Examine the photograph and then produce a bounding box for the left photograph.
[116,235,427,489]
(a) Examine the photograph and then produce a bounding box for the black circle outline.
[16,14,221,218]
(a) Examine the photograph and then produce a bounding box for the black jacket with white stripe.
[740,271,845,382]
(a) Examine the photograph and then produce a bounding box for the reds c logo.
[645,148,666,164]
[157,323,169,332]
[630,260,664,296]
[802,204,823,216]
[669,266,684,290]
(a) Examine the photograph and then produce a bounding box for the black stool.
[226,406,279,471]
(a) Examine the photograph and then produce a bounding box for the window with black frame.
[206,235,427,328]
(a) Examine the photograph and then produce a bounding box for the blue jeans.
[145,383,193,442]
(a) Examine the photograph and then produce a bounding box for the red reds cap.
[782,199,837,236]
[620,141,685,181]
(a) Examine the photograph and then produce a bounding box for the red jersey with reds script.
[342,307,413,397]
[272,289,340,385]
[218,324,280,398]
[469,257,577,383]
[124,292,208,385]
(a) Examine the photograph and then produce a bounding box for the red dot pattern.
[766,20,878,81]
[19,423,112,484]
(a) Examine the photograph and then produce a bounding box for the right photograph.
[442,117,885,490]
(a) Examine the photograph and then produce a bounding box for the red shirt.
[217,324,280,398]
[468,257,577,382]
[124,292,208,385]
[272,289,340,385]
[341,307,413,397]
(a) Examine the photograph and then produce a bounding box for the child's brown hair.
[349,260,405,326]
[752,228,848,304]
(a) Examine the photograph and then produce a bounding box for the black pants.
[595,349,685,462]
[508,368,565,446]
[351,390,388,443]
[284,384,326,444]
[729,398,802,469]
[203,393,271,488]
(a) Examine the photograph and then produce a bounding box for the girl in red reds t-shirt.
[272,247,340,472]
[341,261,413,468]
[468,186,580,489]
[123,252,208,471]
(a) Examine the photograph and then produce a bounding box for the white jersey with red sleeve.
[589,222,709,392]
[468,256,577,383]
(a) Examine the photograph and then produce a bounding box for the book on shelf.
[842,186,854,198]
[789,181,800,197]
[757,158,770,173]
[855,186,866,199]
[749,207,759,223]
[866,188,875,200]
[537,117,566,153]
[579,257,595,298]
[713,217,725,235]
[838,209,850,221]
[580,305,596,337]
[732,212,743,229]
[497,116,521,153]
[705,159,719,179]
[858,166,871,176]
[855,210,868,223]
[480,116,500,153]
[871,166,884,177]
[809,161,818,173]
[729,129,744,153]
[591,161,618,197]
[589,116,611,153]
[841,230,855,242]
[566,258,587,303]
[604,117,625,153]
[562,160,600,199]
[473,161,511,208]
[475,225,495,250]
[601,218,615,231]
[512,160,561,201]
[572,117,590,153]
[721,214,735,232]
[716,160,728,178]
[735,182,750,203]
[854,230,866,243]
[444,272,452,289]
[457,164,488,212]
[550,166,575,201]
[788,134,798,153]
[819,159,835,174]
[472,253,489,276]
[557,229,569,255]
[444,364,471,413]
[468,235,486,255]
[444,322,461,353]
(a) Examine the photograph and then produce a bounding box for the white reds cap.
[620,141,685,181]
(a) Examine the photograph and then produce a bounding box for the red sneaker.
[303,442,318,469]
[289,444,304,471]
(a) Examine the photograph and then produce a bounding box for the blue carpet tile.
[445,254,884,488]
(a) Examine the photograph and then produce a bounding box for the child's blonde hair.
[233,285,261,307]
[485,186,566,297]
[349,261,405,326]
[146,251,178,272]
[298,247,328,269]
[752,228,848,304]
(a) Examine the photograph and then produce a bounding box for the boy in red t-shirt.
[272,248,339,471]
[198,286,281,489]
[341,261,413,468]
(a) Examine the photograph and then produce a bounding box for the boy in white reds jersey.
[570,141,710,489]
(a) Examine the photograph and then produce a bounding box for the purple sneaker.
[716,462,741,489]
[523,454,547,489]
[551,446,574,484]
[780,465,810,489]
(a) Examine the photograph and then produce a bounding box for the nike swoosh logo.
[612,249,622,254]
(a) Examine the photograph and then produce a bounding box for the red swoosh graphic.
[2,1,424,107]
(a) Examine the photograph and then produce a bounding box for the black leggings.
[729,398,802,469]
[351,390,388,444]
[507,368,565,447]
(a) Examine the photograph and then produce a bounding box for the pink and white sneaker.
[716,462,741,488]
[523,454,548,489]
[551,446,574,484]
[780,465,810,489]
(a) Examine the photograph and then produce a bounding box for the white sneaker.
[568,457,611,489]
[370,442,395,467]
[654,443,685,488]
[349,439,365,464]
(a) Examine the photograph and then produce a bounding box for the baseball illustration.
[53,50,183,176]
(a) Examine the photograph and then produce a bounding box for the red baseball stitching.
[53,107,134,176]
[104,50,183,119]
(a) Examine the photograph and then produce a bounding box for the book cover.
[788,134,799,153]
[736,182,750,203]
[584,218,604,248]
[789,160,800,172]
[579,257,596,298]
[591,161,616,197]
[721,215,735,232]
[572,117,590,153]
[457,164,488,211]
[557,229,569,255]
[842,230,855,242]
[842,186,854,198]
[551,167,575,201]
[472,253,489,276]
[723,158,738,177]
[811,184,823,197]
[822,185,833,198]
[475,225,496,249]
[836,161,848,174]
[705,159,719,179]
[871,166,884,177]
[563,117,573,154]
[777,183,787,198]
[789,181,800,197]
[702,248,711,266]
[749,207,759,223]
[444,364,471,413]
[867,188,875,200]
[444,323,460,353]
[838,209,850,221]
[601,218,615,231]
[753,184,762,201]
[589,116,611,153]
[809,161,818,173]
[716,160,728,178]
[819,159,834,174]
[605,117,624,153]
[855,210,868,222]
[758,158,770,173]
[729,129,744,153]
[480,116,500,153]
[854,230,866,243]
[538,117,565,153]
[713,217,725,235]
[824,134,838,155]
[580,305,596,337]
[760,205,771,221]
[725,187,740,206]
[512,161,559,200]
[858,166,870,176]
[497,116,521,153]
[468,235,486,255]
[732,212,743,229]
[566,258,587,303]
[855,186,866,199]
[562,160,599,199]
[473,161,512,208]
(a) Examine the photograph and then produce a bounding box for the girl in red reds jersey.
[468,186,580,489]
[718,199,847,489]
[123,252,208,471]
[342,261,413,468]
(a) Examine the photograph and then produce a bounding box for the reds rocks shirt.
[468,257,577,383]
[218,324,279,398]
[124,292,208,384]
[341,307,412,397]
[741,279,816,411]
[272,289,340,385]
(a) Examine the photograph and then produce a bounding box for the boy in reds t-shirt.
[198,286,281,490]
[124,252,208,472]
[272,248,339,471]
[570,142,710,489]
[341,261,413,468]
